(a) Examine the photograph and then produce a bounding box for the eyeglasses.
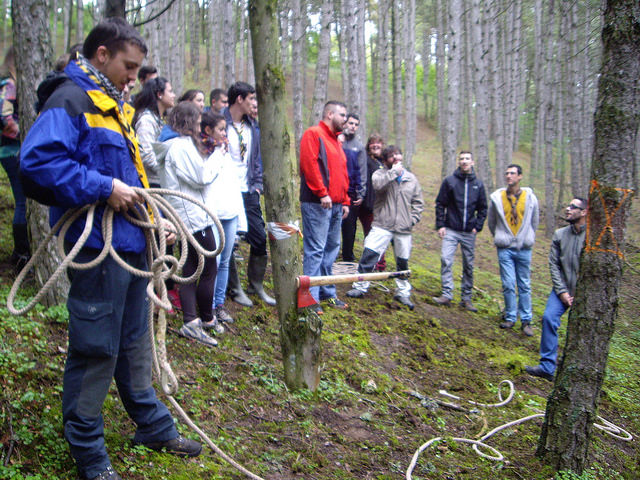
[567,204,584,210]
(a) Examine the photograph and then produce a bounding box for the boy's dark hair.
[209,88,226,105]
[506,163,522,175]
[83,17,147,60]
[138,65,157,82]
[227,82,255,106]
[382,145,401,161]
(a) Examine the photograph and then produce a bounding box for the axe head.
[297,275,317,308]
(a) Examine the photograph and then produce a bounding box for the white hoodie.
[156,136,217,234]
[204,146,248,232]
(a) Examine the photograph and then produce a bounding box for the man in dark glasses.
[525,197,588,381]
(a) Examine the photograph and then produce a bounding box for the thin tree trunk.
[404,0,416,168]
[356,0,367,140]
[335,7,348,100]
[435,0,446,144]
[537,0,640,472]
[470,0,492,191]
[291,0,304,154]
[343,0,362,124]
[309,0,332,126]
[249,0,318,391]
[76,0,84,44]
[223,0,235,86]
[378,0,390,140]
[13,0,71,306]
[441,0,462,177]
[391,0,402,144]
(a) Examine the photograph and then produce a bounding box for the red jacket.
[299,121,350,205]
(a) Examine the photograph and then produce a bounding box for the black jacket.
[435,168,487,233]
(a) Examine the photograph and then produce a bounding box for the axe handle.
[297,270,410,288]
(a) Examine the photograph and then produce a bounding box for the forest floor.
[1,126,640,480]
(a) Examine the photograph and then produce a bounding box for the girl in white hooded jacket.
[157,102,222,347]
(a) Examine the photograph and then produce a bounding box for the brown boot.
[432,295,451,306]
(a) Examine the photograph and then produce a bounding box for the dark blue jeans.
[539,290,569,375]
[301,202,343,301]
[62,249,177,479]
[0,153,27,225]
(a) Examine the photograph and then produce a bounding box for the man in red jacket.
[299,101,351,314]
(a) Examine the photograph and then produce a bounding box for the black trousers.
[242,191,268,257]
[180,226,217,323]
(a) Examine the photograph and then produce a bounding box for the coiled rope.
[7,188,266,480]
[406,381,633,479]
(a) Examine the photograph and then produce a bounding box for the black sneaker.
[325,297,349,310]
[88,466,122,480]
[139,434,203,457]
[525,365,553,382]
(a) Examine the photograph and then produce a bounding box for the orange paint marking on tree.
[585,179,634,259]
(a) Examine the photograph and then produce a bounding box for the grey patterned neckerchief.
[77,54,123,102]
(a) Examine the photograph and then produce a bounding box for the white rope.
[405,382,633,479]
[7,188,266,480]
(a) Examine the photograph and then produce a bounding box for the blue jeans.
[440,229,476,300]
[497,248,532,324]
[214,216,238,307]
[301,202,343,301]
[0,153,27,225]
[539,291,569,375]
[63,249,177,479]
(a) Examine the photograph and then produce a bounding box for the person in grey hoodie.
[525,197,587,381]
[487,164,539,336]
[346,145,423,309]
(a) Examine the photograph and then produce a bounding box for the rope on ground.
[405,381,633,480]
[7,188,266,480]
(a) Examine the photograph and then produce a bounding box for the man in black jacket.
[433,151,487,312]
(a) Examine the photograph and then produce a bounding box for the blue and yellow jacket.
[20,60,147,253]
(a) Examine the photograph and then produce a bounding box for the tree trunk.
[223,0,235,86]
[435,0,446,145]
[356,0,367,141]
[309,0,332,126]
[378,0,390,140]
[343,0,362,125]
[104,0,125,18]
[76,0,84,44]
[189,0,200,82]
[391,0,402,143]
[441,0,462,177]
[248,0,320,391]
[290,0,304,154]
[470,0,492,191]
[403,0,416,168]
[537,0,640,473]
[12,0,71,306]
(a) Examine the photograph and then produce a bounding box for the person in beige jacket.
[347,145,423,309]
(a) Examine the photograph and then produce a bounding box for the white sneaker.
[179,318,218,346]
[202,316,225,334]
